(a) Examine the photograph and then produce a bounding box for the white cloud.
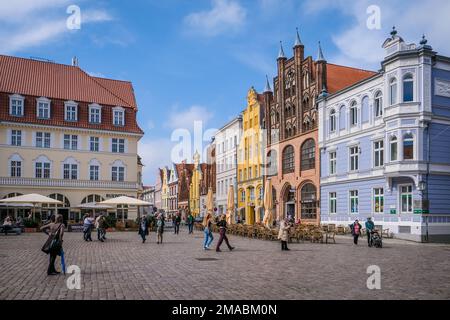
[184,0,247,37]
[138,138,175,185]
[165,105,214,130]
[302,0,450,70]
[0,1,113,54]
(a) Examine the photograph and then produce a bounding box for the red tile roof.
[0,55,143,134]
[326,63,377,94]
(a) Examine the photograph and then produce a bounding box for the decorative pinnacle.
[294,27,302,47]
[420,34,428,46]
[278,41,286,59]
[391,26,397,38]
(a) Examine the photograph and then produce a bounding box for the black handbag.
[41,224,63,254]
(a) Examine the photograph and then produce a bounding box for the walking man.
[174,212,181,235]
[215,214,234,252]
[138,214,149,243]
[95,214,106,242]
[365,217,375,247]
[156,213,165,244]
[83,213,95,241]
[187,211,194,234]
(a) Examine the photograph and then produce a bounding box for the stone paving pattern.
[1,227,449,300]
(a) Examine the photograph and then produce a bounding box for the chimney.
[71,56,78,67]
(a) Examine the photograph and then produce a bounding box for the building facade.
[154,169,162,211]
[0,55,144,222]
[175,161,194,220]
[318,30,450,242]
[237,87,265,224]
[263,32,375,224]
[160,166,170,214]
[215,116,242,215]
[141,185,155,215]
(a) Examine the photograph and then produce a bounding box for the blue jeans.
[203,228,213,248]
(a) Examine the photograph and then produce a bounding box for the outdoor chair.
[311,230,324,243]
[325,230,336,244]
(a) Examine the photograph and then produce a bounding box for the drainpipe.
[425,122,430,242]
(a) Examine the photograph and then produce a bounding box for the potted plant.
[24,218,39,233]
[104,216,117,232]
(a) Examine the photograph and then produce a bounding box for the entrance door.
[58,208,69,225]
[285,202,295,221]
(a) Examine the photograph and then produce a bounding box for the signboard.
[414,209,429,214]
[390,209,397,214]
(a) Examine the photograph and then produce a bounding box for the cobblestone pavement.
[1,228,449,300]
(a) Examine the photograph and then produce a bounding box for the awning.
[75,202,113,209]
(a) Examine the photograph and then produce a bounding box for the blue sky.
[1,0,449,184]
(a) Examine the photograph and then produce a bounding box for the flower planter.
[106,228,115,232]
[24,228,37,233]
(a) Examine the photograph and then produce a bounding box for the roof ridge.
[92,76,132,84]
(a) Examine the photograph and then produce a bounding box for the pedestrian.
[187,211,194,234]
[202,212,214,250]
[174,212,181,235]
[2,215,13,236]
[350,219,362,245]
[365,217,375,247]
[95,214,106,242]
[40,214,64,276]
[278,218,291,251]
[83,213,94,242]
[215,214,234,252]
[156,213,165,244]
[138,214,149,243]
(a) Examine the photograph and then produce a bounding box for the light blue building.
[318,29,450,242]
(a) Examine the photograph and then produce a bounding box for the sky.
[1,0,450,185]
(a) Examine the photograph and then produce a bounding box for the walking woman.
[203,212,214,250]
[156,213,165,244]
[41,214,64,275]
[83,213,94,241]
[138,214,149,243]
[215,214,234,252]
[350,219,362,245]
[278,218,291,251]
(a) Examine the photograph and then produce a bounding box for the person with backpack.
[156,213,165,244]
[350,219,363,245]
[40,214,64,276]
[365,217,375,247]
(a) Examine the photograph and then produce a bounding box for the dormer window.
[9,94,24,116]
[113,107,125,126]
[403,74,414,102]
[64,101,78,121]
[89,104,102,124]
[36,97,51,119]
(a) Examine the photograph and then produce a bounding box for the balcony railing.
[0,177,138,190]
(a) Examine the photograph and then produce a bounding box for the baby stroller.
[370,230,383,248]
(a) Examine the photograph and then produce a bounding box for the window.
[329,192,337,214]
[90,137,99,152]
[112,138,125,153]
[64,103,77,121]
[400,185,413,213]
[10,96,24,116]
[301,139,315,170]
[35,162,50,178]
[11,130,22,146]
[330,109,336,132]
[301,184,317,219]
[329,152,336,175]
[349,146,359,171]
[90,165,99,181]
[350,190,358,213]
[113,108,125,126]
[36,132,51,148]
[390,136,398,161]
[37,99,50,119]
[339,106,346,131]
[389,78,397,105]
[403,133,414,160]
[266,150,278,176]
[373,188,384,213]
[240,190,245,202]
[249,188,255,201]
[89,105,101,123]
[64,134,78,150]
[373,140,384,168]
[63,163,78,180]
[350,101,358,126]
[403,74,414,102]
[112,166,125,181]
[10,161,22,177]
[282,145,294,174]
[374,91,383,117]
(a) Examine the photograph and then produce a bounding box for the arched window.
[390,78,397,105]
[34,155,51,179]
[282,145,295,174]
[374,91,383,117]
[303,96,310,110]
[329,109,336,133]
[403,74,414,102]
[266,150,278,176]
[46,194,70,208]
[390,136,398,161]
[339,105,346,130]
[3,193,23,199]
[403,133,414,160]
[350,101,358,126]
[301,139,315,170]
[361,96,369,123]
[81,194,104,204]
[301,183,317,220]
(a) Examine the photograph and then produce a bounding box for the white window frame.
[402,73,414,103]
[89,104,102,124]
[9,154,23,178]
[63,134,78,150]
[403,133,415,160]
[373,188,384,214]
[112,106,125,126]
[329,109,336,133]
[349,190,359,214]
[329,151,337,175]
[374,91,383,118]
[390,136,398,161]
[399,184,413,214]
[34,155,51,179]
[36,132,51,148]
[373,140,384,168]
[111,160,126,182]
[89,165,100,181]
[11,129,22,146]
[329,192,337,214]
[111,138,125,153]
[62,157,79,180]
[389,78,397,106]
[90,136,100,152]
[350,101,358,127]
[9,94,25,117]
[64,101,78,121]
[36,97,51,119]
[349,146,359,172]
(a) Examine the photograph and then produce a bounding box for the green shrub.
[24,218,39,228]
[104,216,117,229]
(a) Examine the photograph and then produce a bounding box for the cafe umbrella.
[0,193,62,220]
[206,187,214,214]
[98,196,152,224]
[262,179,274,229]
[226,185,235,225]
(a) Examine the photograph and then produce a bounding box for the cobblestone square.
[1,228,449,300]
